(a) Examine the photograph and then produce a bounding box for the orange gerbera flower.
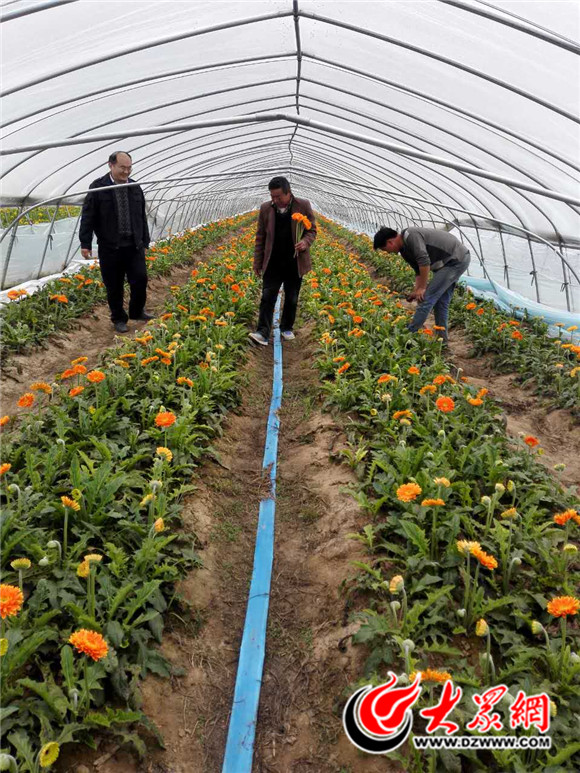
[0,416,10,427]
[546,596,580,617]
[176,377,194,386]
[435,396,455,413]
[61,496,80,511]
[30,382,52,394]
[407,366,420,376]
[470,547,498,570]
[420,385,436,395]
[465,302,477,310]
[467,397,483,406]
[396,482,422,502]
[337,363,351,375]
[476,308,485,316]
[409,668,451,684]
[477,388,489,398]
[0,584,24,618]
[524,435,539,448]
[17,393,35,408]
[553,509,580,526]
[511,330,524,340]
[69,386,85,397]
[71,356,88,366]
[433,375,447,385]
[393,410,413,420]
[0,463,11,476]
[69,629,109,660]
[155,411,176,427]
[86,370,105,383]
[353,316,363,324]
[378,374,397,384]
[421,498,445,507]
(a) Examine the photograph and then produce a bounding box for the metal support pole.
[1,206,22,290]
[36,203,60,279]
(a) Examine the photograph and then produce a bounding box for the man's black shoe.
[114,321,129,333]
[131,311,154,321]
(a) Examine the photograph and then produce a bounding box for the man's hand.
[295,240,307,252]
[81,248,92,260]
[407,288,426,302]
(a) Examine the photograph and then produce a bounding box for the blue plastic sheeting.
[460,277,580,340]
[222,296,283,773]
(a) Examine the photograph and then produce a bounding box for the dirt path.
[0,236,236,417]
[253,323,399,773]
[447,329,580,488]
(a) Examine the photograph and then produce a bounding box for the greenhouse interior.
[1,1,579,773]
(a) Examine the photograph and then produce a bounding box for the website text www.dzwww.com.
[413,735,552,750]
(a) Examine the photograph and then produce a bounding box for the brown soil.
[448,330,580,488]
[0,236,236,417]
[253,322,400,773]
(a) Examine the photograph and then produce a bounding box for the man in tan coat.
[249,176,317,345]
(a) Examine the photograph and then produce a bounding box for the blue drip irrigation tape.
[222,295,283,773]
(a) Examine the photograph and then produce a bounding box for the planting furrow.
[321,216,580,416]
[0,214,255,362]
[0,221,251,418]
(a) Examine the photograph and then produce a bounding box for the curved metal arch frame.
[1,3,578,310]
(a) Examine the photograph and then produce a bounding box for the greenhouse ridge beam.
[437,0,580,54]
[3,113,578,207]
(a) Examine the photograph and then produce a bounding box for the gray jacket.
[401,227,468,275]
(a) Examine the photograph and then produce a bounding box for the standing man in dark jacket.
[79,151,152,333]
[249,176,317,346]
[373,226,470,341]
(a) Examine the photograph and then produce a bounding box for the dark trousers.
[98,244,148,323]
[257,260,303,339]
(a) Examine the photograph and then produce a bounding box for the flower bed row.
[302,225,579,772]
[1,207,81,229]
[0,225,259,770]
[0,213,255,359]
[318,216,580,415]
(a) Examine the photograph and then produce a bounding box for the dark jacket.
[254,196,317,277]
[79,173,150,251]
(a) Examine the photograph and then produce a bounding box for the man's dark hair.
[108,151,132,164]
[268,176,291,193]
[373,227,398,251]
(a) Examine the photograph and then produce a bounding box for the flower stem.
[84,658,90,711]
[560,617,567,679]
[63,508,69,559]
